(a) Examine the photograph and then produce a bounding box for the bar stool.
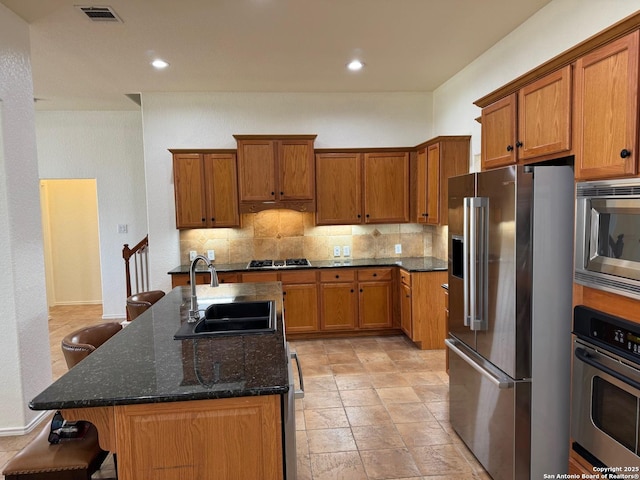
[126,290,165,320]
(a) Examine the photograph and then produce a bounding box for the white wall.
[0,5,51,433]
[36,111,146,318]
[141,92,433,291]
[433,0,640,157]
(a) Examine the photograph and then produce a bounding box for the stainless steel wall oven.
[575,178,640,300]
[571,306,640,470]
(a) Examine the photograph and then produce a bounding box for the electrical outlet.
[207,249,215,261]
[395,244,402,254]
[117,224,128,234]
[189,250,197,261]
[343,246,351,257]
[333,246,341,257]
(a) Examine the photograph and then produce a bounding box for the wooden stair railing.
[123,235,149,298]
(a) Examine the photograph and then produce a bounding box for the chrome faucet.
[188,255,219,322]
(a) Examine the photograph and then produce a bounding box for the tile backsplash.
[179,210,447,264]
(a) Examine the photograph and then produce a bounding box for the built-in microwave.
[575,178,640,300]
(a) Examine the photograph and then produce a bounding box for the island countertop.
[30,282,289,411]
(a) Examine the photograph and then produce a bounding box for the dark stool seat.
[2,421,107,480]
[126,290,165,320]
[61,322,122,369]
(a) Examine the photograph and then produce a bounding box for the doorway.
[40,179,102,307]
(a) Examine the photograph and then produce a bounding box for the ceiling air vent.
[75,6,123,23]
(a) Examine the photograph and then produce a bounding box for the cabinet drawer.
[241,272,279,283]
[358,268,393,282]
[280,270,317,284]
[218,272,239,284]
[399,269,411,287]
[319,269,356,282]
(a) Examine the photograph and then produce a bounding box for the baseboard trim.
[0,410,50,437]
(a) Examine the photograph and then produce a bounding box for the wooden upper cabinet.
[235,135,316,212]
[363,152,410,223]
[415,137,470,226]
[518,66,571,160]
[278,139,315,200]
[236,139,276,202]
[574,31,639,180]
[203,154,240,227]
[481,94,517,169]
[315,153,363,225]
[481,66,571,169]
[172,152,240,229]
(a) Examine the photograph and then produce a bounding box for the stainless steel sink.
[174,300,276,339]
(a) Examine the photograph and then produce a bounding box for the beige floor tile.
[303,391,343,410]
[304,375,338,393]
[369,372,410,389]
[385,402,437,424]
[413,384,449,403]
[327,351,360,364]
[309,451,368,480]
[330,363,367,375]
[401,371,444,386]
[304,408,350,430]
[344,405,393,427]
[376,386,421,404]
[394,358,430,371]
[395,421,453,447]
[362,361,398,373]
[307,428,357,454]
[302,364,334,377]
[302,353,330,365]
[334,374,373,391]
[339,388,381,407]
[409,444,474,476]
[322,339,354,353]
[356,350,392,364]
[384,349,422,361]
[294,341,327,355]
[424,401,449,422]
[351,425,405,451]
[359,447,422,479]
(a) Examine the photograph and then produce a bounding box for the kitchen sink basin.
[174,300,276,339]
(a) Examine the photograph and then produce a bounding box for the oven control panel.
[574,305,640,360]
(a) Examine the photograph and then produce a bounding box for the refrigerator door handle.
[470,197,489,331]
[463,197,471,327]
[445,338,514,389]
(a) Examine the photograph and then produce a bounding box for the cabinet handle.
[506,145,514,152]
[359,288,363,293]
[621,149,632,158]
[335,274,340,279]
[201,218,206,222]
[366,214,370,218]
[422,213,427,217]
[515,141,523,148]
[271,191,275,196]
[373,273,377,277]
[350,289,354,293]
[357,214,361,218]
[280,191,284,195]
[211,217,215,222]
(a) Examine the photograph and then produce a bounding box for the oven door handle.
[575,347,640,391]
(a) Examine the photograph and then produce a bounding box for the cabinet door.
[173,154,207,229]
[358,281,392,329]
[425,144,441,225]
[237,140,277,201]
[574,31,639,179]
[416,148,428,223]
[320,283,357,330]
[278,139,315,200]
[283,283,319,332]
[315,153,363,225]
[241,272,279,283]
[518,66,571,160]
[438,139,470,225]
[400,282,412,338]
[203,153,240,227]
[114,397,283,480]
[363,152,409,223]
[481,93,517,169]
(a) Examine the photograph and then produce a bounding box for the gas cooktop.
[247,258,312,269]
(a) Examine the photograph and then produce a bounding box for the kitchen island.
[30,283,291,480]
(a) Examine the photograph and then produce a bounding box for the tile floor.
[0,305,490,480]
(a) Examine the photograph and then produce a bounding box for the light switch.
[333,246,341,257]
[343,246,351,257]
[207,249,215,261]
[189,250,197,261]
[395,244,402,254]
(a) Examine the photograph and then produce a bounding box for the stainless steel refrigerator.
[446,165,573,480]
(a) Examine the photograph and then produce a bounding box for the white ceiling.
[1,0,552,111]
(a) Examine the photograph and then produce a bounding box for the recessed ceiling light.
[151,59,169,69]
[347,59,364,71]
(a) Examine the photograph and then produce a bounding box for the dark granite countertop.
[168,256,447,275]
[30,283,289,411]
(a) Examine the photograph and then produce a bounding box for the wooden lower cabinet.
[281,270,319,333]
[568,456,593,475]
[171,272,238,288]
[399,269,448,349]
[65,396,283,480]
